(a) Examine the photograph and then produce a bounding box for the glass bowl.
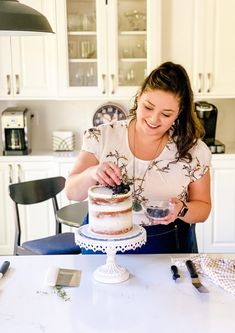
[142,200,175,223]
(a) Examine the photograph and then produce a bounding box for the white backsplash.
[0,98,235,153]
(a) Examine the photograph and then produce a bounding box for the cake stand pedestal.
[75,225,146,284]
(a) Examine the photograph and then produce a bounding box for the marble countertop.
[0,254,235,333]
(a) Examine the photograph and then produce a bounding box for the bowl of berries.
[142,200,175,223]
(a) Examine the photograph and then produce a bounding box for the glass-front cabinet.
[56,0,161,98]
[66,0,97,88]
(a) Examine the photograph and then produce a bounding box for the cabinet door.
[0,0,58,99]
[107,0,161,97]
[162,0,235,98]
[16,161,59,244]
[201,0,235,97]
[57,0,101,97]
[0,38,12,97]
[203,158,235,252]
[58,161,76,207]
[0,163,15,255]
[58,161,77,232]
[0,160,60,255]
[57,0,161,98]
[162,0,197,91]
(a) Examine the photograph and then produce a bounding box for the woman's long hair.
[129,61,204,161]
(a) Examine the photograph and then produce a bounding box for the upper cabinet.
[0,0,234,100]
[161,0,235,98]
[56,0,161,98]
[0,0,58,99]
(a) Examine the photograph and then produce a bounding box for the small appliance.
[195,101,225,154]
[1,107,31,155]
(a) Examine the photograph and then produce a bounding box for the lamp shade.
[0,0,54,35]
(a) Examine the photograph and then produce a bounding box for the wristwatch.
[177,200,189,217]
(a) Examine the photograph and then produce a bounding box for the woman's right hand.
[92,162,122,186]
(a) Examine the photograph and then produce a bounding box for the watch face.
[93,103,127,127]
[179,207,188,217]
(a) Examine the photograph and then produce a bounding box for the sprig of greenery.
[53,286,70,301]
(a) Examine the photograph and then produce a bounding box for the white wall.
[0,99,130,152]
[0,98,235,153]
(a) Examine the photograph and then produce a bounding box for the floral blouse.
[81,119,212,225]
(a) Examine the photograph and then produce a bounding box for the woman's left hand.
[151,198,183,225]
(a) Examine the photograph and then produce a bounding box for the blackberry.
[107,182,130,195]
[146,207,170,219]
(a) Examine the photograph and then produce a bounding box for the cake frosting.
[88,185,133,235]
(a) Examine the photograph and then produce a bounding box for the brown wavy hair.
[129,61,204,162]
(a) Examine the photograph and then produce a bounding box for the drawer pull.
[15,74,20,94]
[8,164,13,183]
[198,73,202,93]
[6,74,11,95]
[102,74,106,94]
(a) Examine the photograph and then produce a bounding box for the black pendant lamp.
[0,0,54,35]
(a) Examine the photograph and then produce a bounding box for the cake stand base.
[93,249,129,283]
[75,225,146,284]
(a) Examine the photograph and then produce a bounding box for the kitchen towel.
[172,254,235,295]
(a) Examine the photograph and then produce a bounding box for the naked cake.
[88,184,133,235]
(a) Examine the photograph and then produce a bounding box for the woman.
[65,61,212,253]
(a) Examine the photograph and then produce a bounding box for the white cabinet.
[0,0,58,99]
[161,0,235,98]
[0,163,15,255]
[198,156,235,253]
[56,0,161,98]
[0,158,59,255]
[58,161,76,207]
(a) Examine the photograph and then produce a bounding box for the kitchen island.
[0,254,234,333]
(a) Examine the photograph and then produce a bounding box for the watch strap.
[178,200,188,217]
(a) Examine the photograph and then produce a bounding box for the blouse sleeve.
[190,140,212,182]
[81,126,102,161]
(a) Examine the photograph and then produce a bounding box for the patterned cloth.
[172,254,235,295]
[193,254,235,295]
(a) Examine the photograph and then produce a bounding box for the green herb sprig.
[53,286,70,301]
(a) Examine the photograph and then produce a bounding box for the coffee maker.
[1,107,31,155]
[195,101,225,153]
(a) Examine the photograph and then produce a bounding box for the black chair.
[9,176,81,255]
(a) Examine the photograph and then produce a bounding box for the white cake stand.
[75,225,146,284]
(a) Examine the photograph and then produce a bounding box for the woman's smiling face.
[136,89,180,137]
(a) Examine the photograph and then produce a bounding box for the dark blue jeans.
[81,214,198,254]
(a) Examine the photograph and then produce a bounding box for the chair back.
[9,176,65,251]
[9,176,65,205]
